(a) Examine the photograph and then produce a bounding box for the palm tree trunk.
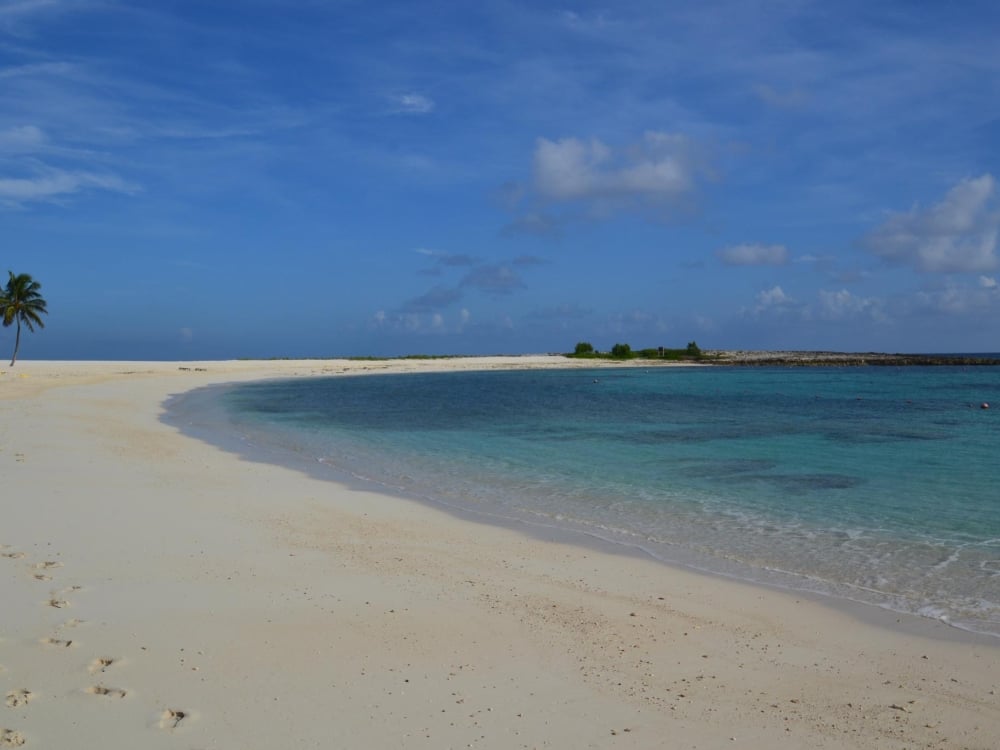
[10,318,21,367]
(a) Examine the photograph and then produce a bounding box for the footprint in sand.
[4,691,32,709]
[86,685,127,699]
[0,728,26,747]
[0,552,25,560]
[88,657,117,674]
[46,584,82,608]
[40,637,74,649]
[34,562,62,572]
[158,709,189,730]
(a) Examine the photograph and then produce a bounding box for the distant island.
[565,341,1000,366]
[705,351,1000,366]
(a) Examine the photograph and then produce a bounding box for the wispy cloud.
[752,83,809,110]
[0,165,138,206]
[0,117,139,207]
[460,263,524,295]
[717,243,788,266]
[557,9,615,34]
[390,92,435,115]
[527,302,593,321]
[601,308,671,336]
[416,248,478,267]
[500,211,562,237]
[399,285,463,313]
[511,255,545,266]
[0,0,63,24]
[396,255,533,319]
[0,124,46,151]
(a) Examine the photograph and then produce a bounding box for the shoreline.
[2,358,999,748]
[166,377,996,648]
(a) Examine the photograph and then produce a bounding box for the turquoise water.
[172,366,1000,637]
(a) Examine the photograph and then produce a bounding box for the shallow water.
[170,366,1000,637]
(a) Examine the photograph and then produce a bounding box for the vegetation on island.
[1,271,48,367]
[567,340,707,361]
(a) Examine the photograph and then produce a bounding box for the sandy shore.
[1,358,998,749]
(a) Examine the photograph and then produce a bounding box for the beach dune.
[1,359,998,749]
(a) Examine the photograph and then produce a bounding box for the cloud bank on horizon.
[2,0,999,358]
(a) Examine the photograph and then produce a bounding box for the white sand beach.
[1,358,998,749]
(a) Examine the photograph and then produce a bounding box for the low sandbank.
[1,358,998,749]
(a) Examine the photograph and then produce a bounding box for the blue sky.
[2,0,999,359]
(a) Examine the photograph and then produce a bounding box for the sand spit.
[709,350,1000,366]
[1,358,998,748]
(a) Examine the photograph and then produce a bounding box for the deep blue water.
[172,366,1000,637]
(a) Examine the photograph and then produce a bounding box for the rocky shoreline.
[705,350,1000,366]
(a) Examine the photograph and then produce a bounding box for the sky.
[2,0,1000,359]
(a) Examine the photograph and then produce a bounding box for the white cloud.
[817,289,886,322]
[746,285,803,319]
[913,282,993,315]
[717,243,788,266]
[756,285,792,308]
[979,275,997,289]
[391,93,435,114]
[866,174,1000,273]
[532,131,698,210]
[534,137,607,199]
[369,308,459,336]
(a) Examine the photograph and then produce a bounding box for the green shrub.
[610,342,633,358]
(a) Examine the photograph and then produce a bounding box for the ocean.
[168,365,1000,638]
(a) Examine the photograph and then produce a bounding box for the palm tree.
[1,271,48,367]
